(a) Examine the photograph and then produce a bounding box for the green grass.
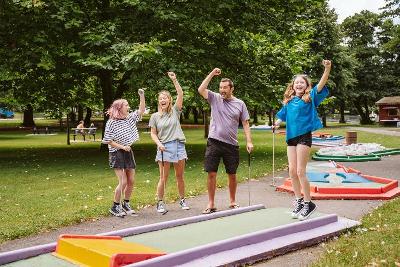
[0,128,290,243]
[313,198,400,267]
[315,126,400,148]
[1,125,399,264]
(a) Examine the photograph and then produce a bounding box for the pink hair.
[107,99,128,120]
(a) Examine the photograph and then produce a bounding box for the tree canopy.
[1,0,399,126]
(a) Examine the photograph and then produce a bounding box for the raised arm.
[317,60,332,92]
[137,88,146,116]
[198,68,221,99]
[168,72,183,110]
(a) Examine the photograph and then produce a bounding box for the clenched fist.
[212,68,221,76]
[167,71,176,81]
[322,60,332,68]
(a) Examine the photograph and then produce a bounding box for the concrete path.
[346,126,400,137]
[1,155,399,267]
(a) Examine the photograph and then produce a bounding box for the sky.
[328,0,386,23]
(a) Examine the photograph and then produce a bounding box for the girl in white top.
[102,89,145,217]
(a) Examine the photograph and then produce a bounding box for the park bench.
[32,126,53,134]
[71,127,97,141]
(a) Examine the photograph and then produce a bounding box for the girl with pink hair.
[102,89,145,217]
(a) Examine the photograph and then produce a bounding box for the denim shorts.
[109,149,136,169]
[155,140,187,163]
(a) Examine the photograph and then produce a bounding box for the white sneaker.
[156,200,166,213]
[110,204,125,217]
[291,198,304,219]
[179,198,190,210]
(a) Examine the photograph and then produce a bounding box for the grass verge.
[313,198,400,267]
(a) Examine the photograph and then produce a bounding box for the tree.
[341,11,383,124]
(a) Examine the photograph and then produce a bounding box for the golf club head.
[270,176,285,187]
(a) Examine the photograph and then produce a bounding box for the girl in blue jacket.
[274,60,332,220]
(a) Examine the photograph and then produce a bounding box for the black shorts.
[204,138,239,174]
[287,132,312,147]
[109,149,136,169]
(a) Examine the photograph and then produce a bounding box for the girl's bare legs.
[296,144,311,202]
[157,161,170,200]
[287,146,302,198]
[124,168,135,200]
[113,169,127,203]
[173,159,186,199]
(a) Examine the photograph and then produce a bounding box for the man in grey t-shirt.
[198,68,254,214]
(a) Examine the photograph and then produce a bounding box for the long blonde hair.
[283,75,312,104]
[158,90,173,114]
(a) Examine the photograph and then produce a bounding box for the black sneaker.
[298,201,317,221]
[122,201,136,215]
[291,198,304,219]
[109,204,125,217]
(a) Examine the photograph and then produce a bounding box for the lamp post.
[67,113,70,145]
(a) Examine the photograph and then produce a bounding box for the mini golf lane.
[2,205,358,267]
[277,162,400,200]
[126,208,303,253]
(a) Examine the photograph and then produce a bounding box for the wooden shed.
[376,96,400,125]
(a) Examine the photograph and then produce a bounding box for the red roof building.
[376,96,400,125]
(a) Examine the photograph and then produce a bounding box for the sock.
[124,199,129,203]
[296,197,303,202]
[113,202,120,206]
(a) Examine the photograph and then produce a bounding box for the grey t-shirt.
[207,91,250,146]
[149,104,186,143]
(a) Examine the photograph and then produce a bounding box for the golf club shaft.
[272,129,275,186]
[161,150,166,208]
[248,152,251,206]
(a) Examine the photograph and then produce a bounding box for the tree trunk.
[184,108,190,120]
[77,104,84,122]
[59,115,64,130]
[322,114,327,128]
[252,108,258,124]
[268,110,272,126]
[203,109,209,138]
[339,101,346,123]
[84,107,92,126]
[319,106,327,128]
[353,99,371,125]
[193,107,199,124]
[69,109,76,124]
[22,104,35,127]
[99,70,114,150]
